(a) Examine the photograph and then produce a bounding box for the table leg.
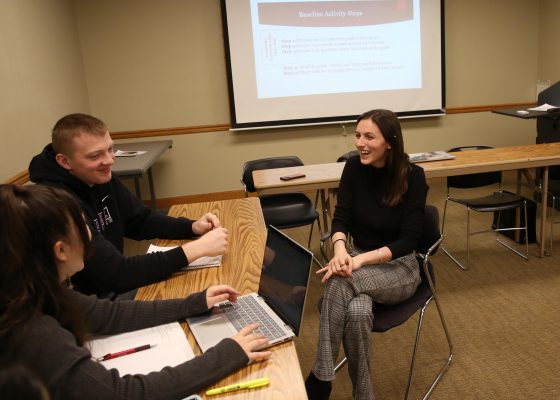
[540,167,549,257]
[319,189,336,231]
[319,189,329,232]
[133,177,141,200]
[147,167,157,210]
[318,189,337,262]
[515,170,522,242]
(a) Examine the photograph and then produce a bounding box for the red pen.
[96,344,157,362]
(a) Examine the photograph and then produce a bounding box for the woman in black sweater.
[0,184,270,400]
[306,109,429,400]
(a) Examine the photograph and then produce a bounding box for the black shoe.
[305,372,332,400]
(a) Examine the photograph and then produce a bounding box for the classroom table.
[135,197,307,400]
[252,143,560,258]
[113,140,173,209]
[491,107,550,120]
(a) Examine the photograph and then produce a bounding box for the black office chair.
[241,156,321,252]
[321,205,453,400]
[336,150,359,163]
[441,146,529,270]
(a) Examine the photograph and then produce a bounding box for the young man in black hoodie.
[29,113,228,297]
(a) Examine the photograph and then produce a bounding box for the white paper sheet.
[526,103,559,112]
[115,150,147,157]
[88,322,194,376]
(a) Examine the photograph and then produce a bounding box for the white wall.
[0,0,89,182]
[538,0,560,83]
[1,0,549,199]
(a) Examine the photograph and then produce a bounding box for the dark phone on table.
[280,173,306,181]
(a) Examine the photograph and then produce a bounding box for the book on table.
[409,151,455,163]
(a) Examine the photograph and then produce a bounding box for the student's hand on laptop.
[192,212,221,235]
[205,285,240,308]
[182,227,228,262]
[232,323,272,363]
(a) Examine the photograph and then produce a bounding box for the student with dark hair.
[305,109,429,400]
[28,113,227,297]
[0,184,270,400]
[0,364,50,400]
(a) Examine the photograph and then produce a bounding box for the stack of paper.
[115,150,147,157]
[526,103,560,112]
[88,322,194,376]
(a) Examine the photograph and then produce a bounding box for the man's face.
[57,131,115,186]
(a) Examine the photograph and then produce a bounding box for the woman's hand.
[205,285,240,308]
[317,251,354,283]
[192,212,221,235]
[231,323,272,363]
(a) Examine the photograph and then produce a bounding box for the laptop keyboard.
[220,296,286,340]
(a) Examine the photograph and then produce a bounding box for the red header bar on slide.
[258,1,413,27]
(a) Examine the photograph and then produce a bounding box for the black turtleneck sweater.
[331,155,428,258]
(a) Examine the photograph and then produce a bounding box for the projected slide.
[222,0,443,129]
[250,0,421,99]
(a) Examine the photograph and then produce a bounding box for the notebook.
[409,151,455,163]
[187,225,313,352]
[88,322,194,376]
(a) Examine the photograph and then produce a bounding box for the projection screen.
[221,0,445,130]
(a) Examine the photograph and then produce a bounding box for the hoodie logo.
[93,207,113,232]
[102,195,109,202]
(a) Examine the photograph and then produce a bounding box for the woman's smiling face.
[354,119,391,168]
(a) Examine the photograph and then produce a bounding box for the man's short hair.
[52,113,108,155]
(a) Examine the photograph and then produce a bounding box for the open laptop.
[187,225,313,352]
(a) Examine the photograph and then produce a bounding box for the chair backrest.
[417,204,441,256]
[241,156,304,193]
[447,146,502,189]
[535,137,560,181]
[336,150,359,163]
[317,204,442,332]
[369,205,441,333]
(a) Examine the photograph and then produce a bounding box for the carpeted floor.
[126,173,560,399]
[290,175,560,399]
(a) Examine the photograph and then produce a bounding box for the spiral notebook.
[147,244,222,269]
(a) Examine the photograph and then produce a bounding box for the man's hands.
[182,217,228,264]
[192,212,221,235]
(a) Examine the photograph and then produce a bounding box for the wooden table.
[135,198,307,399]
[252,143,560,257]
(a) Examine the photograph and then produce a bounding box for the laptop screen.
[258,226,313,336]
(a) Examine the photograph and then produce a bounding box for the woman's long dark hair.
[357,109,412,207]
[0,184,91,345]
